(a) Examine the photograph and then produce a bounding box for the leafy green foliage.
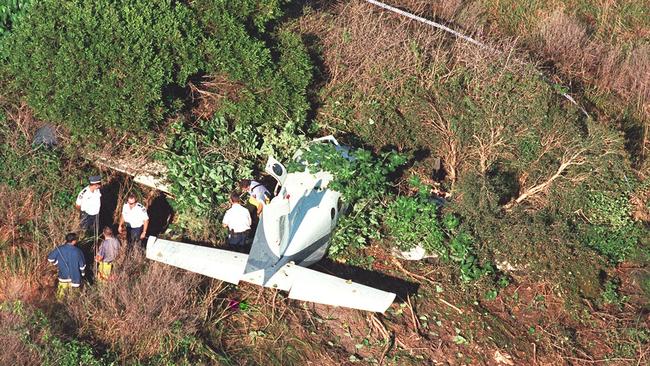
[384,177,491,282]
[190,5,312,135]
[582,191,642,263]
[288,143,407,203]
[447,226,492,282]
[601,279,628,307]
[0,0,31,34]
[384,177,444,253]
[4,0,206,134]
[4,0,311,139]
[163,116,257,217]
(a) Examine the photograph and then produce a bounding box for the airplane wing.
[287,265,396,313]
[146,237,396,313]
[146,237,248,284]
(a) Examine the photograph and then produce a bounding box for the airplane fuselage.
[242,170,342,287]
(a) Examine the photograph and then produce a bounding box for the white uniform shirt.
[122,203,149,228]
[222,203,251,233]
[76,186,101,215]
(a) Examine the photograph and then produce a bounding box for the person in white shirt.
[222,192,252,247]
[118,193,149,248]
[75,175,102,233]
[239,179,271,216]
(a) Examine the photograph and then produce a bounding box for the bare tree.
[423,101,462,185]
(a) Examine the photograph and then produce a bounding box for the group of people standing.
[47,175,273,299]
[48,175,151,298]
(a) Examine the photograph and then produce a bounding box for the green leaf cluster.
[3,0,311,139]
[384,177,491,282]
[0,0,31,34]
[163,116,257,218]
[582,191,642,263]
[383,182,444,254]
[288,143,407,203]
[3,0,206,134]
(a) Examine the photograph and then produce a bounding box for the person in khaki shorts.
[96,227,120,281]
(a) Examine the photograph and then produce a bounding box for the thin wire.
[364,0,591,119]
[364,0,494,51]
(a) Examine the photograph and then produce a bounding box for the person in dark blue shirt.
[47,233,86,300]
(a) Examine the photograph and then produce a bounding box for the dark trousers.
[227,230,250,247]
[80,212,98,234]
[126,225,143,248]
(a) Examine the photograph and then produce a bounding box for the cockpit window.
[272,163,284,176]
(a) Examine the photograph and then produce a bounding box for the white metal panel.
[146,237,247,284]
[288,266,396,313]
[263,262,295,291]
[240,262,295,292]
[265,156,287,186]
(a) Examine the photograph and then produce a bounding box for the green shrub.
[0,0,31,34]
[601,279,628,307]
[582,191,642,263]
[163,116,258,219]
[4,0,207,134]
[4,0,311,138]
[384,177,445,253]
[384,177,491,282]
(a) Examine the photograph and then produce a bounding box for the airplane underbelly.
[285,206,331,256]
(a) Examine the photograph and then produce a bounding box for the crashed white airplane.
[146,136,396,313]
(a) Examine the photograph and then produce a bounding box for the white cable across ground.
[364,0,591,119]
[365,0,493,51]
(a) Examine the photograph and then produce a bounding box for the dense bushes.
[582,191,645,263]
[384,178,490,282]
[0,0,31,34]
[3,0,311,138]
[3,0,206,133]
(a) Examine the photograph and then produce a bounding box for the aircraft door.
[265,156,287,186]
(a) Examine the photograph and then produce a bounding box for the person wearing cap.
[118,193,149,248]
[239,179,271,216]
[222,192,251,247]
[95,226,120,281]
[47,232,86,300]
[75,175,102,233]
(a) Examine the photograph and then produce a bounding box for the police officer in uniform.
[47,233,86,300]
[75,176,102,233]
[118,193,149,248]
[222,192,252,247]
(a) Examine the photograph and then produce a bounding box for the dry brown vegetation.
[0,303,44,366]
[539,9,650,115]
[67,249,209,361]
[189,74,244,120]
